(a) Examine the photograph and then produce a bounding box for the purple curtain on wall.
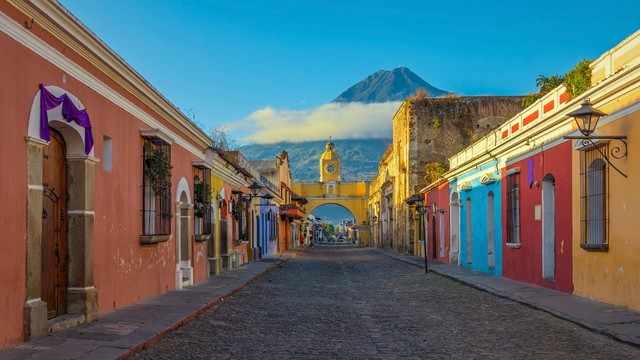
[528,158,535,188]
[39,84,94,155]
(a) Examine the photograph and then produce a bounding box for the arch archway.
[310,203,358,242]
[449,191,461,265]
[175,177,193,289]
[25,85,97,340]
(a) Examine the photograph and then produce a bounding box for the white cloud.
[227,102,401,144]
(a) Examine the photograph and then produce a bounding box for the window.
[103,135,112,171]
[506,170,520,245]
[141,138,172,238]
[580,144,609,250]
[194,168,212,240]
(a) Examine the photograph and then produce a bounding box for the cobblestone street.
[132,247,640,359]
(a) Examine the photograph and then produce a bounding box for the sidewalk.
[372,247,640,348]
[0,253,293,360]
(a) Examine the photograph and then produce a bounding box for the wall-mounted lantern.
[405,194,428,273]
[564,99,627,178]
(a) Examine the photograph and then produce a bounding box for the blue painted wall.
[259,198,279,257]
[455,163,503,276]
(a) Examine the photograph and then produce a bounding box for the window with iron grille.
[580,143,609,250]
[142,138,172,236]
[506,171,520,244]
[194,168,212,238]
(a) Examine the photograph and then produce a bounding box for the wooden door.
[219,220,228,255]
[42,129,68,319]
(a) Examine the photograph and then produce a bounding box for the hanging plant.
[145,148,172,194]
[194,182,212,218]
[232,201,246,213]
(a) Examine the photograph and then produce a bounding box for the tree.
[563,58,592,99]
[424,161,448,184]
[523,74,564,108]
[210,126,238,150]
[522,58,593,108]
[324,224,335,239]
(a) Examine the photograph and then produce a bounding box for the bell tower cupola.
[320,137,341,182]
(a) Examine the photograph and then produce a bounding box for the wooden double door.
[41,129,68,319]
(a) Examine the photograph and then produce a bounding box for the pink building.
[0,1,216,347]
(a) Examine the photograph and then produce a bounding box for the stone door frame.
[24,85,98,340]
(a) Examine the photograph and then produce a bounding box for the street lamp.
[248,181,263,197]
[564,98,628,177]
[405,194,428,273]
[566,99,607,137]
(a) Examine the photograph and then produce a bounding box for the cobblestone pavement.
[132,247,640,359]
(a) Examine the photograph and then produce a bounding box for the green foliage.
[145,148,172,194]
[424,161,447,184]
[522,58,592,107]
[194,182,212,218]
[563,58,592,99]
[324,223,336,238]
[537,74,565,93]
[522,93,542,108]
[433,118,442,130]
[522,74,564,108]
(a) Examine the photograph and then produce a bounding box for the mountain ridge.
[240,67,444,181]
[333,66,449,103]
[239,138,391,182]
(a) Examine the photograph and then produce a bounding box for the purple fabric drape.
[528,158,535,188]
[39,84,94,155]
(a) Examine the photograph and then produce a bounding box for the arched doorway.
[542,174,556,280]
[175,178,193,289]
[487,191,495,270]
[25,86,98,340]
[449,192,460,265]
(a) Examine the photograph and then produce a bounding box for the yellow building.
[292,140,370,244]
[569,30,640,311]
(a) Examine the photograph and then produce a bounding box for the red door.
[42,129,68,319]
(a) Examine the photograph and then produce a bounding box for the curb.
[119,255,292,359]
[371,248,640,349]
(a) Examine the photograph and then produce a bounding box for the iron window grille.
[193,168,212,237]
[142,138,172,236]
[580,143,609,250]
[506,171,521,244]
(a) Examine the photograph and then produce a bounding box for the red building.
[502,141,573,293]
[422,180,451,263]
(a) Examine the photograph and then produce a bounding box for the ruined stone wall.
[409,96,524,193]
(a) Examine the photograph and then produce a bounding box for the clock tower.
[320,138,340,182]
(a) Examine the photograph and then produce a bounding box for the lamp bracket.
[564,135,627,178]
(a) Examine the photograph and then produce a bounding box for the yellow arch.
[292,180,370,244]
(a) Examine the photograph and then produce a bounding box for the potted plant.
[145,148,172,194]
[194,182,212,218]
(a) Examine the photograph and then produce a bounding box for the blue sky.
[58,0,640,144]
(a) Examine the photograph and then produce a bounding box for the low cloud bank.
[228,101,401,144]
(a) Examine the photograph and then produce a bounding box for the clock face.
[326,164,335,174]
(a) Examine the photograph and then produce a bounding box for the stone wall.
[409,96,524,193]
